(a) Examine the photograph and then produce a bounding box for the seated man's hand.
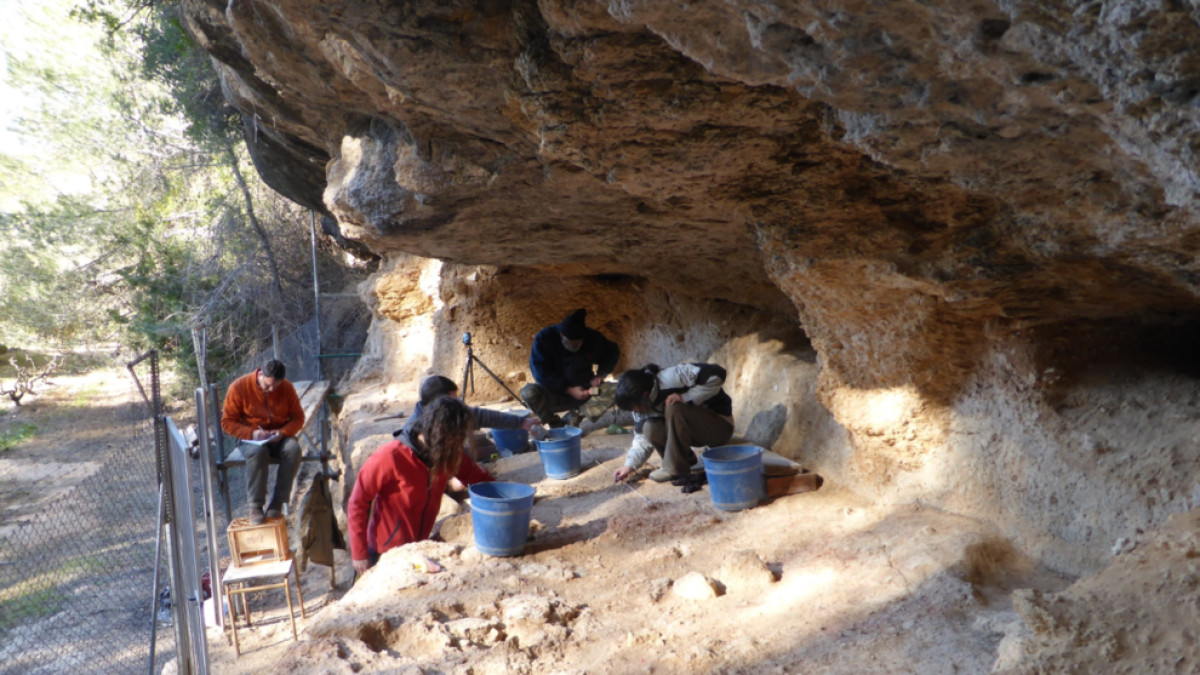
[251,428,274,441]
[590,375,604,388]
[520,416,542,431]
[664,393,684,407]
[353,558,370,575]
[614,466,635,482]
[566,386,591,401]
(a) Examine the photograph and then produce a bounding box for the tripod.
[460,332,526,405]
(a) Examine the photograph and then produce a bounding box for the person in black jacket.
[521,308,620,428]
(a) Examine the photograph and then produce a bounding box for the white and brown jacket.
[624,363,733,470]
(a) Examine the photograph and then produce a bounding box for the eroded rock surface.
[993,508,1200,674]
[185,0,1200,393]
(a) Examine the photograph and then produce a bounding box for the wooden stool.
[222,516,306,656]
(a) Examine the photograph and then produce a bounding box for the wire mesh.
[0,376,177,675]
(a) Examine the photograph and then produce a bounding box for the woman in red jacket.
[348,396,494,573]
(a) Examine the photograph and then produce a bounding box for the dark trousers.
[244,436,302,511]
[644,404,734,476]
[521,383,581,428]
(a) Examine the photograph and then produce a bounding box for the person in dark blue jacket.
[399,375,541,462]
[521,308,620,428]
[400,375,540,437]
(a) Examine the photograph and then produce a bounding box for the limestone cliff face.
[187,0,1200,574]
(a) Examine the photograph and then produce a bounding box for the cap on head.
[558,308,588,340]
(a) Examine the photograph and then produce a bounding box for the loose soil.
[203,422,1075,675]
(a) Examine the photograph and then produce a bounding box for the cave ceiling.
[182,0,1200,397]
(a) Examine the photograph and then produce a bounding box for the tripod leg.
[461,351,471,399]
[471,355,527,407]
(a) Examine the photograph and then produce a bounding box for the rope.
[579,446,653,506]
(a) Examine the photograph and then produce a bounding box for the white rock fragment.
[444,617,503,646]
[673,572,720,600]
[500,595,553,624]
[1112,537,1136,556]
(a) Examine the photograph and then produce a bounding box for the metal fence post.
[210,383,232,524]
[196,388,224,630]
[160,418,192,675]
[167,418,210,674]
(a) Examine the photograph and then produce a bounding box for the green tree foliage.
[0,0,363,385]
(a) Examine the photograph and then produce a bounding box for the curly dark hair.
[410,396,475,475]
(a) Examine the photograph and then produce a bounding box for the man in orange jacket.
[221,359,305,525]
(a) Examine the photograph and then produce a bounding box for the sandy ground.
[201,425,1074,675]
[0,364,184,675]
[0,367,150,525]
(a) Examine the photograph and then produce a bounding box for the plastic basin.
[490,428,529,456]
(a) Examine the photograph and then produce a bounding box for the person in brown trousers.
[612,363,734,483]
[221,359,305,524]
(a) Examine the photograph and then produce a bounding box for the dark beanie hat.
[559,308,588,339]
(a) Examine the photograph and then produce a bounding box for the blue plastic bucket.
[534,427,583,479]
[701,445,765,511]
[468,482,536,557]
[491,428,529,456]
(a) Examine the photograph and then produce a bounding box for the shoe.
[265,501,283,519]
[673,472,708,489]
[648,469,680,483]
[249,510,265,525]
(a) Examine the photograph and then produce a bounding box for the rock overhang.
[182,0,1200,398]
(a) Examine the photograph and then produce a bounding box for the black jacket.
[529,325,620,394]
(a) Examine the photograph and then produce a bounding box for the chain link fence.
[0,373,176,675]
[1,299,368,675]
[215,300,367,396]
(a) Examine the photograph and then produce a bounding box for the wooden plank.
[766,473,822,497]
[297,381,331,460]
[225,446,246,466]
[298,381,330,433]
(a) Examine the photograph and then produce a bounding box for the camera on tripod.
[459,330,524,405]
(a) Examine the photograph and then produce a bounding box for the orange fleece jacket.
[220,370,305,440]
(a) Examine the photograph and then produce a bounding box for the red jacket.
[220,370,305,440]
[348,439,494,561]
